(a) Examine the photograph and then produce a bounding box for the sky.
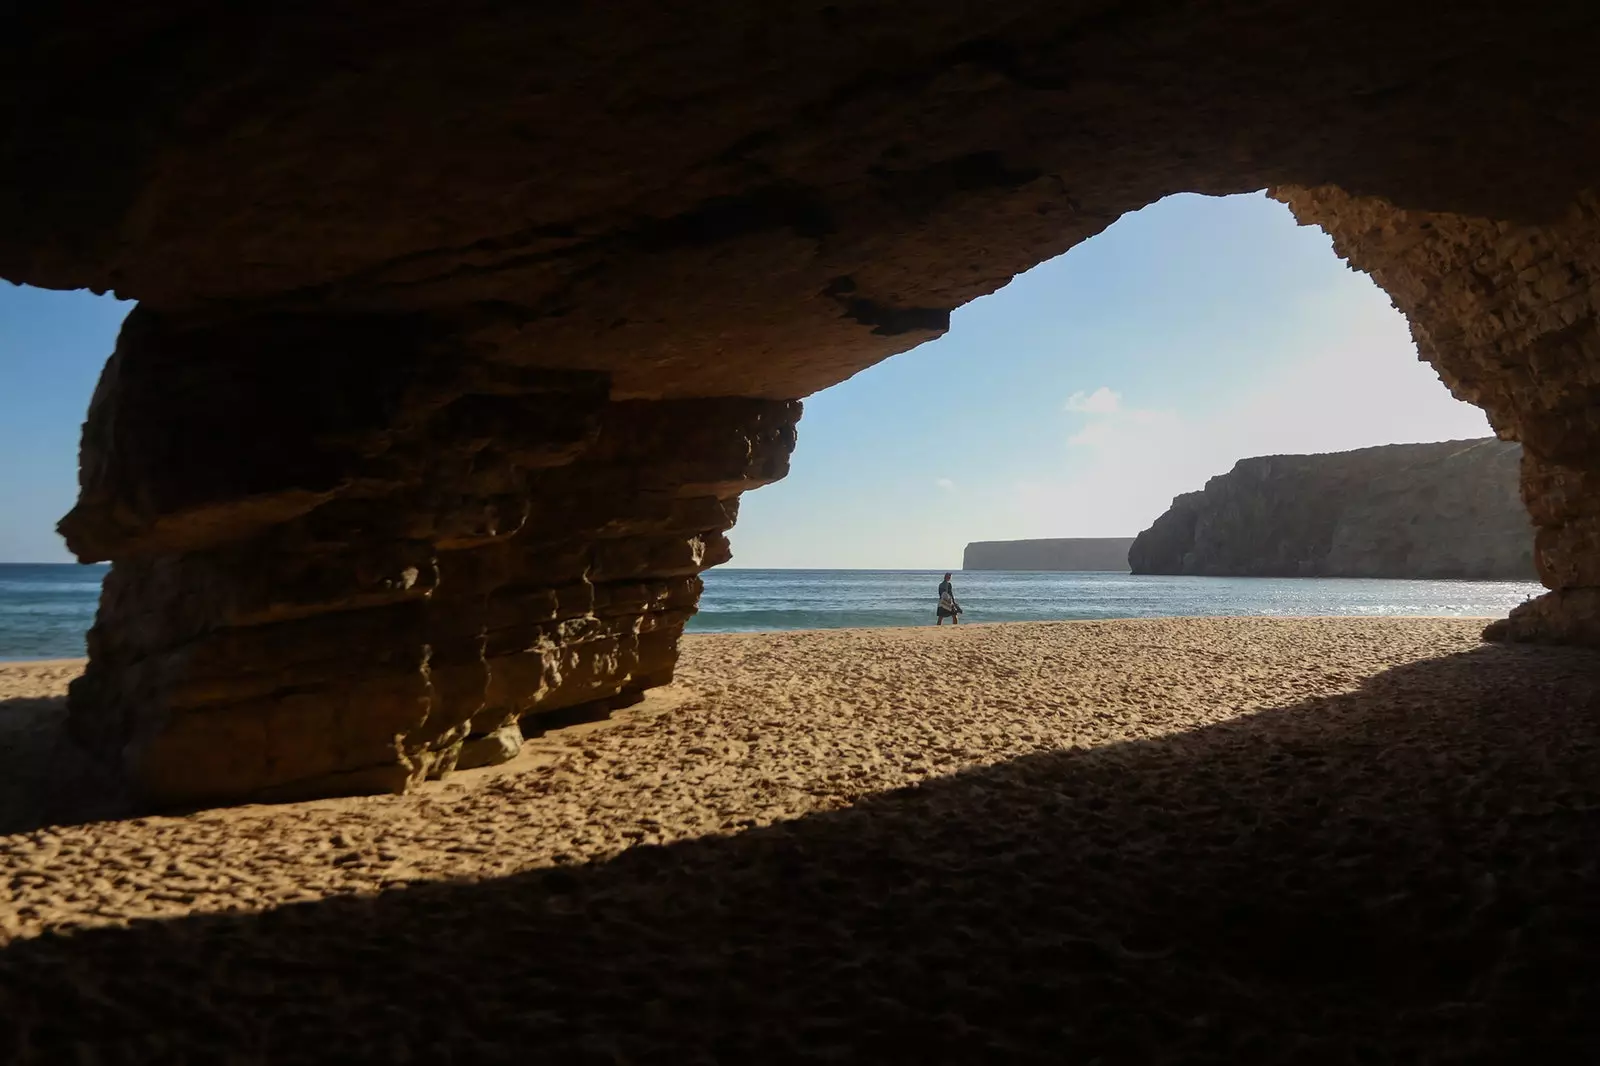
[0,192,1491,566]
[0,286,132,562]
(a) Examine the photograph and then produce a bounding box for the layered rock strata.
[60,309,798,806]
[1274,189,1600,641]
[4,3,1600,807]
[1129,440,1534,579]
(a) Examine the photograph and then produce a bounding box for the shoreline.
[0,613,1508,674]
[0,615,1529,843]
[0,613,1510,670]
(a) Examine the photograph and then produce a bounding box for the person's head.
[944,572,952,581]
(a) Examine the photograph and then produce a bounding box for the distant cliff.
[1128,439,1535,579]
[964,537,1135,572]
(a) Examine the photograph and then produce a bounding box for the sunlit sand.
[2,616,1597,1059]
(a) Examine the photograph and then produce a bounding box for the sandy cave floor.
[1,617,1598,1062]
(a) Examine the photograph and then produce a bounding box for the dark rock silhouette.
[4,4,1600,801]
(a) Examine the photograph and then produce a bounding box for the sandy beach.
[1,616,1597,1061]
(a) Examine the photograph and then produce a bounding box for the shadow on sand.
[2,643,1598,1062]
[0,694,126,835]
[0,693,73,836]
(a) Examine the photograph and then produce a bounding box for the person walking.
[936,572,962,625]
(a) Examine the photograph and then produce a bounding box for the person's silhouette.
[936,572,961,625]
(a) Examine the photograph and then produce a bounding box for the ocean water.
[0,563,1543,661]
[0,563,110,661]
[688,569,1544,633]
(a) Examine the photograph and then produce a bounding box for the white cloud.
[990,290,1492,542]
[1066,422,1112,447]
[1064,386,1122,414]
[1067,389,1177,448]
[727,195,1499,566]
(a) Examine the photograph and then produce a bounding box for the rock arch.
[5,2,1598,806]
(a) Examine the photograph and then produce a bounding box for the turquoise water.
[0,563,1542,660]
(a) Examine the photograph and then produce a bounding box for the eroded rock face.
[1273,189,1600,640]
[61,308,796,805]
[4,3,1600,805]
[1128,440,1534,579]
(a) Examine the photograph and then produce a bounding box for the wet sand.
[1,617,1598,1061]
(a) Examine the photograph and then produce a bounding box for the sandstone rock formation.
[54,310,796,804]
[964,538,1134,572]
[5,2,1600,806]
[1128,440,1535,579]
[1273,186,1600,644]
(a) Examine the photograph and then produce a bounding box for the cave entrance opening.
[728,191,1504,586]
[3,181,1580,814]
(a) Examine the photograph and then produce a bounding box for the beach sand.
[1,617,1597,1061]
[0,659,87,837]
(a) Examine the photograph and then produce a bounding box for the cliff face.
[1129,440,1535,579]
[964,538,1134,571]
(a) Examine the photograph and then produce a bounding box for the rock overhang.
[6,1,1600,806]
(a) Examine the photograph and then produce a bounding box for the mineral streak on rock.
[1128,440,1535,580]
[4,2,1600,805]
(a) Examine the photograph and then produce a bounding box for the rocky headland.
[963,537,1135,571]
[1129,438,1535,579]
